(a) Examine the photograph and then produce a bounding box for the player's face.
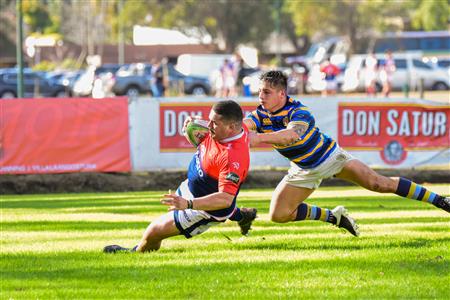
[258,81,286,113]
[208,110,234,141]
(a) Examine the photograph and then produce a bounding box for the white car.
[341,52,449,93]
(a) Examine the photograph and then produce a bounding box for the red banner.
[159,102,269,152]
[0,97,131,174]
[338,103,450,164]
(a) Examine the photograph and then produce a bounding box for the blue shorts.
[173,179,228,238]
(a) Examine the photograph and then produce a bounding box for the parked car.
[341,52,449,93]
[72,64,123,97]
[0,68,69,98]
[101,63,152,97]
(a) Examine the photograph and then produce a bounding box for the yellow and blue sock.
[395,177,440,205]
[295,203,336,224]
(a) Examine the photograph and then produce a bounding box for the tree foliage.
[412,0,449,31]
[2,0,449,57]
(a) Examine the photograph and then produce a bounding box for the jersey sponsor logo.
[195,152,204,177]
[262,118,272,125]
[231,162,240,170]
[226,172,240,184]
[283,116,289,127]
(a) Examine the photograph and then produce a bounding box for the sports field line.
[240,184,449,199]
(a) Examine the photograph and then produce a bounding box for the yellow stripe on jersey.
[292,135,324,162]
[324,140,336,155]
[256,110,270,117]
[271,109,290,117]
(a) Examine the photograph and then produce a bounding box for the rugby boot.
[434,196,450,213]
[238,207,257,236]
[331,206,360,237]
[103,244,132,253]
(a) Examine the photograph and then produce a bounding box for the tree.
[412,0,449,31]
[287,0,417,53]
[181,0,274,52]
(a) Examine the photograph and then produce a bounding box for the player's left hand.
[160,193,188,211]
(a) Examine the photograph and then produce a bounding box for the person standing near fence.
[380,50,396,97]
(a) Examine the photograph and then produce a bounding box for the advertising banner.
[338,102,450,166]
[159,102,271,152]
[0,98,131,174]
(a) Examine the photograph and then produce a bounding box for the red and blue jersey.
[187,126,250,219]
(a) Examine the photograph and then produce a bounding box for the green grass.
[1,186,449,299]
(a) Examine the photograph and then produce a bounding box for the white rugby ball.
[184,119,209,147]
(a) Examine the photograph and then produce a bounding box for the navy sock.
[295,203,335,224]
[396,177,440,204]
[229,207,243,221]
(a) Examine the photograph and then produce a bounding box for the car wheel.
[191,86,207,96]
[125,86,140,97]
[55,90,69,98]
[432,82,448,91]
[0,91,16,98]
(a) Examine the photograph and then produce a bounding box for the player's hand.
[182,116,201,134]
[160,193,188,211]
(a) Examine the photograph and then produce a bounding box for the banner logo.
[338,103,450,165]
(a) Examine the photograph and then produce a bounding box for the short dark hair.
[213,100,243,125]
[260,70,288,90]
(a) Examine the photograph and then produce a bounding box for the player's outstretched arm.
[161,192,234,211]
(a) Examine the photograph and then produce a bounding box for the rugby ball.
[184,119,209,147]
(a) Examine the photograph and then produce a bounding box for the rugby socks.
[295,203,336,224]
[395,177,440,205]
[229,207,243,222]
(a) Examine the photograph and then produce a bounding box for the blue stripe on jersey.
[187,153,237,218]
[247,96,338,169]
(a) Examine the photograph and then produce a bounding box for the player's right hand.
[182,116,201,134]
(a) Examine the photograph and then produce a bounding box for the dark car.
[0,68,69,98]
[105,63,152,97]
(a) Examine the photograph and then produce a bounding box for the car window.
[4,74,17,83]
[394,59,407,69]
[413,59,432,69]
[437,60,450,68]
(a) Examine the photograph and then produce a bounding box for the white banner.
[128,96,449,170]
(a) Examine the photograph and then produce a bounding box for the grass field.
[1,185,449,299]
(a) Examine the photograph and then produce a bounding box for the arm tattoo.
[291,123,308,137]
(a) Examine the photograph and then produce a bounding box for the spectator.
[151,59,165,97]
[320,59,340,97]
[365,53,378,97]
[219,59,237,98]
[380,50,396,97]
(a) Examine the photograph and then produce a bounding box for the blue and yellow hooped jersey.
[245,96,336,169]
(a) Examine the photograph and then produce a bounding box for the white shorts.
[173,179,225,238]
[326,80,337,91]
[282,147,355,189]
